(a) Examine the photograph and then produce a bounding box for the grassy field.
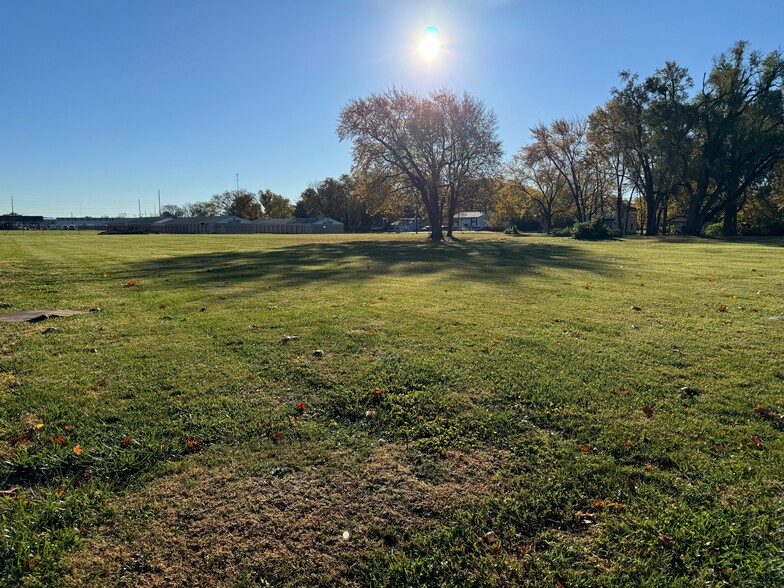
[1,231,783,587]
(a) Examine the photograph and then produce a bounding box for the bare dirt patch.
[66,444,508,587]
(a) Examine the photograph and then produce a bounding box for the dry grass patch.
[66,444,508,587]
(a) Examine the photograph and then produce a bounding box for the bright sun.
[418,25,440,61]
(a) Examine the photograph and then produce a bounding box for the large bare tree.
[337,88,502,240]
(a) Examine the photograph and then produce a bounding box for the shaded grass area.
[1,232,783,586]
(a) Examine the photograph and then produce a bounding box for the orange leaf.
[557,580,567,588]
[270,431,284,443]
[64,425,73,432]
[644,464,655,471]
[642,405,653,418]
[82,471,93,479]
[121,436,133,447]
[126,280,137,287]
[54,434,64,445]
[751,436,763,447]
[97,379,107,387]
[369,327,378,334]
[72,444,85,456]
[373,389,383,396]
[184,436,202,452]
[295,402,306,413]
[579,444,593,452]
[583,284,590,289]
[492,338,502,344]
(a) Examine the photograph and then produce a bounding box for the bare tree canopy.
[338,88,502,240]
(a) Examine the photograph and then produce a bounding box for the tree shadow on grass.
[130,238,615,291]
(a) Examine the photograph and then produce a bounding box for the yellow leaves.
[34,423,44,430]
[624,439,634,448]
[593,498,622,509]
[72,444,85,456]
[492,338,502,344]
[56,482,67,497]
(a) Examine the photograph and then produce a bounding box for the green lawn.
[1,232,782,587]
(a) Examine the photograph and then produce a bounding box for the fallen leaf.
[35,423,44,429]
[754,406,783,421]
[645,464,655,471]
[295,402,306,413]
[579,444,593,452]
[713,443,725,453]
[53,434,64,445]
[10,434,28,445]
[751,436,763,447]
[492,338,502,344]
[270,431,284,443]
[642,405,653,418]
[288,415,299,428]
[159,304,166,309]
[56,482,67,497]
[121,436,133,447]
[97,379,106,387]
[82,471,93,479]
[125,280,137,287]
[718,304,727,313]
[369,327,378,334]
[482,346,490,354]
[365,409,377,418]
[658,534,673,548]
[624,439,634,448]
[583,284,590,289]
[184,436,202,452]
[72,445,85,456]
[373,388,383,396]
[626,477,637,491]
[64,425,73,432]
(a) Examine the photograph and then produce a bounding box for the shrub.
[550,227,572,238]
[570,219,615,240]
[704,222,724,238]
[503,225,521,235]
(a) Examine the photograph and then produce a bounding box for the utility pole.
[10,196,14,214]
[138,200,142,218]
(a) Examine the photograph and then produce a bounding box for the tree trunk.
[722,201,738,236]
[645,193,658,236]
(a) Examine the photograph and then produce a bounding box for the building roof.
[253,217,343,225]
[455,212,486,219]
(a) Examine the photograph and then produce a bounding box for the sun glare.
[418,25,440,61]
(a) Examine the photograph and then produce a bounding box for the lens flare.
[418,25,440,61]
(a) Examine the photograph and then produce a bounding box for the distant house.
[667,215,688,234]
[452,212,488,231]
[103,215,344,235]
[602,206,638,235]
[390,218,423,232]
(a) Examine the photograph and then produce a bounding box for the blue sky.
[2,0,782,217]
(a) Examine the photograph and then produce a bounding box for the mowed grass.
[1,231,783,587]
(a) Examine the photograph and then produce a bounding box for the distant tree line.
[158,41,782,239]
[503,41,784,236]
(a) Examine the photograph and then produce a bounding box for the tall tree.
[337,88,502,241]
[685,42,784,235]
[258,189,294,218]
[508,149,572,232]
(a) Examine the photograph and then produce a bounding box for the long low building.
[105,216,344,234]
